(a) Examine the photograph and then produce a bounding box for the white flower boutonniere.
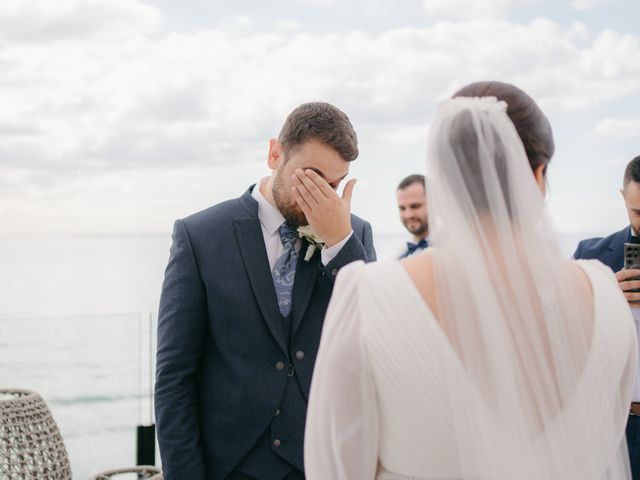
[297,226,325,262]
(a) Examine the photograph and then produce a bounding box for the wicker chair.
[89,465,163,479]
[0,389,72,479]
[0,389,163,480]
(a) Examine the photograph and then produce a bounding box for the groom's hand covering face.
[270,138,356,247]
[291,167,356,248]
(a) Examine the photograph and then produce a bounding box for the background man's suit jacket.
[573,226,629,272]
[155,187,376,479]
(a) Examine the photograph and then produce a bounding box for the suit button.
[273,438,281,447]
[275,409,280,416]
[275,361,285,371]
[331,268,338,276]
[295,350,305,360]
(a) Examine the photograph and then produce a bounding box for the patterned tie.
[272,223,299,317]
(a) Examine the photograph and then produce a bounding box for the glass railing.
[0,312,158,479]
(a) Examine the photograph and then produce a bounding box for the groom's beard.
[272,171,308,227]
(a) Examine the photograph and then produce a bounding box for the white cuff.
[321,231,353,266]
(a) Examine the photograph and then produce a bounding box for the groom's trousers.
[226,470,304,480]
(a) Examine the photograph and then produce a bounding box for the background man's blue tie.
[406,238,428,255]
[272,223,299,317]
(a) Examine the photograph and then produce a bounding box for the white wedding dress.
[305,259,636,479]
[305,97,637,479]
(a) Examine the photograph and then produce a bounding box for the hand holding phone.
[625,243,640,271]
[620,243,640,303]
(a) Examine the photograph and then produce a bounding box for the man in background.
[396,174,429,259]
[573,154,640,479]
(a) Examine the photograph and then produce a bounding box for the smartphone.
[625,243,640,269]
[624,243,640,295]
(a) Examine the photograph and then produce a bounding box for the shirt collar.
[252,178,286,236]
[632,226,639,238]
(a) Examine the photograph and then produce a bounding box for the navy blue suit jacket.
[573,226,630,272]
[154,187,376,480]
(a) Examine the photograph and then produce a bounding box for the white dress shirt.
[631,308,640,402]
[251,179,352,270]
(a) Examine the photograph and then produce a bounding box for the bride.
[304,81,637,479]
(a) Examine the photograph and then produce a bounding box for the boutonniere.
[297,226,325,262]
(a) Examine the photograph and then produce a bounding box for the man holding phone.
[574,154,640,479]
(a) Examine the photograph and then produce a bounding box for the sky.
[1,0,639,238]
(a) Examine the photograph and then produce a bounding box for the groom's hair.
[623,155,640,189]
[278,102,358,162]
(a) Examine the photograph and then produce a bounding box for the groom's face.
[269,139,349,226]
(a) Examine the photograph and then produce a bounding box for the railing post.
[136,313,156,466]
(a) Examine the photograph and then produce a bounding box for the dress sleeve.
[304,261,379,479]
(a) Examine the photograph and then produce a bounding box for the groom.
[155,102,376,480]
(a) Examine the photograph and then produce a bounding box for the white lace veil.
[428,96,635,479]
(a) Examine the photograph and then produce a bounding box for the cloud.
[422,0,513,18]
[569,0,613,11]
[276,20,303,32]
[0,0,161,43]
[0,19,640,178]
[217,15,255,34]
[298,0,394,6]
[1,12,640,233]
[595,117,640,138]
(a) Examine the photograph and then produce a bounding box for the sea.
[0,231,591,478]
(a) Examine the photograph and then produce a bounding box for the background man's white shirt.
[624,226,640,402]
[632,309,640,402]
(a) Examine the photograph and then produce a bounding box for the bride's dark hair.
[453,81,554,174]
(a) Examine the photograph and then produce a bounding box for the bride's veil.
[428,96,635,479]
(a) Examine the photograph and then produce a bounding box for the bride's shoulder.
[399,249,434,271]
[335,259,409,290]
[572,258,615,277]
[339,259,404,276]
[568,258,625,309]
[571,258,618,291]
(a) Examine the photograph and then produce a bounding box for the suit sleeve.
[154,219,207,480]
[362,221,376,262]
[573,240,583,260]
[320,221,376,285]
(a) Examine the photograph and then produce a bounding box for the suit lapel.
[233,209,289,356]
[291,238,319,338]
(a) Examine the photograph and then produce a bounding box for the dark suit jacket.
[573,226,630,271]
[154,187,376,480]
